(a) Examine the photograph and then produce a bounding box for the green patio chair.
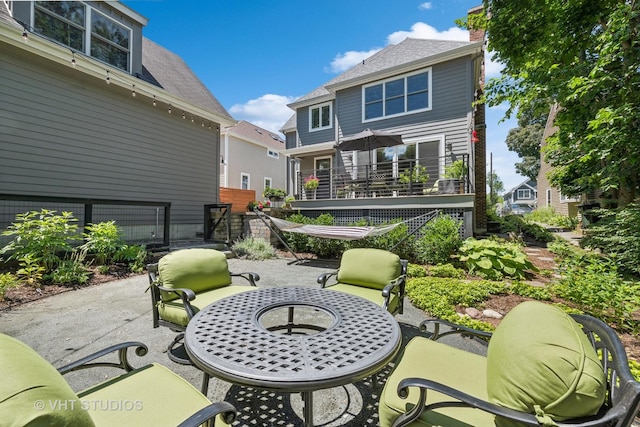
[0,333,236,426]
[317,248,407,315]
[148,248,259,392]
[379,301,640,427]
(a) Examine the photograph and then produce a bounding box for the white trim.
[282,141,336,157]
[308,101,333,132]
[267,149,279,159]
[240,173,250,190]
[559,192,579,203]
[361,68,432,123]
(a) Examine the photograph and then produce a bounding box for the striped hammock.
[267,216,403,241]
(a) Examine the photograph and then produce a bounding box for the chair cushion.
[336,248,401,290]
[158,284,255,327]
[379,336,493,427]
[327,283,399,313]
[486,301,606,426]
[158,248,232,302]
[79,363,229,427]
[0,333,95,427]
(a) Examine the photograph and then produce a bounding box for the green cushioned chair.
[0,333,236,427]
[148,248,259,393]
[317,248,407,315]
[379,301,640,427]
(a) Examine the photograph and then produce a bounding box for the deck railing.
[296,154,471,200]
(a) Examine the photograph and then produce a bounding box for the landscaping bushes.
[0,209,148,293]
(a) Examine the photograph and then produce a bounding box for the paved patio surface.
[0,255,488,426]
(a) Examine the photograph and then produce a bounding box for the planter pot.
[304,188,316,200]
[438,179,461,194]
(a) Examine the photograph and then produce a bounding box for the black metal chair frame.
[317,259,408,316]
[57,341,236,427]
[390,315,640,427]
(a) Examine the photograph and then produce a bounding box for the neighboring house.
[280,6,487,236]
[504,179,537,206]
[0,1,234,244]
[220,120,287,198]
[536,104,581,217]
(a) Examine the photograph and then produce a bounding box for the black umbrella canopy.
[336,128,404,152]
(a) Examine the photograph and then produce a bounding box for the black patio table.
[184,286,401,427]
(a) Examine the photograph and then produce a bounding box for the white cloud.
[229,94,297,135]
[328,48,381,73]
[418,2,432,10]
[387,22,469,44]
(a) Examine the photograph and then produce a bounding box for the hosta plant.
[457,238,538,280]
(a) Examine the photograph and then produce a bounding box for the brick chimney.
[468,5,487,234]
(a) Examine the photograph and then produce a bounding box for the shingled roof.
[223,120,284,150]
[290,38,478,107]
[140,38,232,121]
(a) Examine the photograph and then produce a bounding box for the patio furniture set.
[1,248,639,426]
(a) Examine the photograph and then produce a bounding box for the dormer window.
[34,1,131,72]
[309,102,332,132]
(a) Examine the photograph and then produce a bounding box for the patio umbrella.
[336,128,404,196]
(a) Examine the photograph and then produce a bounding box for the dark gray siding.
[335,57,473,149]
[1,45,219,224]
[296,104,336,145]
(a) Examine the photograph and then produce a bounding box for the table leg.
[301,391,313,426]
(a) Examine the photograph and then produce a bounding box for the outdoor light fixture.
[168,104,172,114]
[70,52,76,68]
[153,95,156,107]
[182,112,186,119]
[131,84,136,97]
[106,71,110,84]
[22,29,28,41]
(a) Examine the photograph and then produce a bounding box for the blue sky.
[122,0,525,192]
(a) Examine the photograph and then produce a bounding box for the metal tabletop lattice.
[185,287,401,391]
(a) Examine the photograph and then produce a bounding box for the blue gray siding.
[1,45,219,225]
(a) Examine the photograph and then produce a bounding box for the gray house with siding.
[0,1,234,244]
[282,9,487,236]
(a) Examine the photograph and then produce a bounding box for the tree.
[487,171,504,210]
[483,0,640,206]
[504,102,547,181]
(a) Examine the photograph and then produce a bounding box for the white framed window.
[267,149,279,159]
[546,189,552,207]
[362,68,431,122]
[517,189,532,199]
[560,192,579,202]
[309,102,332,132]
[33,1,131,72]
[241,173,250,190]
[264,177,272,189]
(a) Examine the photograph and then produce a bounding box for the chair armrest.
[231,271,260,286]
[393,378,542,427]
[177,401,237,427]
[381,275,405,298]
[155,285,198,319]
[419,318,493,341]
[58,342,148,375]
[317,271,337,287]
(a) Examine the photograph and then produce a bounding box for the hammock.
[267,217,402,240]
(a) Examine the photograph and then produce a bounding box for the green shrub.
[281,213,315,253]
[406,263,426,278]
[1,209,79,272]
[499,214,554,243]
[457,237,538,280]
[506,281,553,300]
[81,221,122,265]
[580,203,640,278]
[48,259,90,285]
[0,272,19,300]
[16,254,46,288]
[232,236,277,260]
[427,263,466,279]
[414,214,463,265]
[348,218,413,261]
[525,207,579,229]
[114,244,148,273]
[552,252,640,333]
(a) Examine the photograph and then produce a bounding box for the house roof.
[140,38,232,121]
[504,179,538,197]
[289,38,481,109]
[223,120,285,151]
[280,113,297,133]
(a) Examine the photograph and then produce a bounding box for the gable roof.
[223,120,285,150]
[505,179,538,196]
[289,37,481,109]
[140,38,232,121]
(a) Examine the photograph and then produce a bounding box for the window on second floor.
[517,189,532,199]
[267,149,279,159]
[33,1,131,72]
[363,69,431,122]
[309,102,332,132]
